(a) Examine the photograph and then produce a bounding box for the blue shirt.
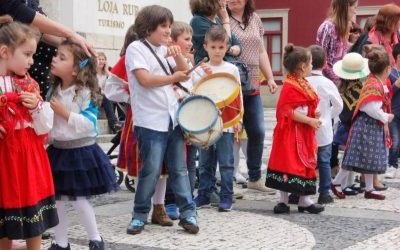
[389,67,400,116]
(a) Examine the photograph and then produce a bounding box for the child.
[332,53,368,196]
[386,43,400,178]
[233,124,248,184]
[46,40,119,250]
[125,5,198,235]
[306,45,343,204]
[164,21,198,220]
[0,21,57,250]
[105,25,173,227]
[266,44,324,214]
[331,45,394,200]
[193,25,241,212]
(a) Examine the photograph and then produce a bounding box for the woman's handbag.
[231,60,255,95]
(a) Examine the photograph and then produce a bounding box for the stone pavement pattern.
[35,108,400,250]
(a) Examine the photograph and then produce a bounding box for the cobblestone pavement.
[36,109,400,250]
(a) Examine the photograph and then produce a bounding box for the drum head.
[177,95,219,133]
[193,73,239,108]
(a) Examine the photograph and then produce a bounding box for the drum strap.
[141,40,190,95]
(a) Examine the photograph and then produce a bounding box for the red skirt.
[0,128,58,239]
[116,106,167,178]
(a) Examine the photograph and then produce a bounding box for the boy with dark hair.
[387,43,400,178]
[307,45,343,204]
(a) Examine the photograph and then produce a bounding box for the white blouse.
[49,85,98,141]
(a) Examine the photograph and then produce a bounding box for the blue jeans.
[133,124,196,221]
[389,116,400,167]
[198,132,234,199]
[317,144,332,196]
[102,95,118,129]
[243,94,265,182]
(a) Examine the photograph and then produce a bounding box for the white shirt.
[307,70,343,147]
[49,85,97,141]
[360,83,390,124]
[0,76,53,135]
[125,40,178,132]
[195,61,242,133]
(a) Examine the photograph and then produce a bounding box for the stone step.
[96,134,115,144]
[97,119,111,135]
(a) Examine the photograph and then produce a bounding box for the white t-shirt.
[307,70,343,147]
[125,40,178,132]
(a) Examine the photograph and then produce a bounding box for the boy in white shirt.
[306,45,343,204]
[194,25,242,212]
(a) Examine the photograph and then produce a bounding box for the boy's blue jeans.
[317,144,332,196]
[198,132,234,199]
[389,116,400,168]
[133,124,196,221]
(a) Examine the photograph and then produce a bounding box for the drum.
[177,95,223,148]
[192,72,243,128]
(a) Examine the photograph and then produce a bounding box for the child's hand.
[308,118,322,129]
[234,123,242,133]
[19,91,39,110]
[0,124,6,139]
[315,109,321,119]
[50,97,70,120]
[166,45,182,58]
[395,78,400,88]
[200,63,212,75]
[172,71,190,83]
[388,113,394,123]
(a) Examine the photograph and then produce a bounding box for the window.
[262,18,282,74]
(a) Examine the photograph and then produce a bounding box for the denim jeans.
[317,144,332,196]
[102,95,118,128]
[133,124,196,221]
[165,145,198,204]
[389,116,400,167]
[198,132,234,199]
[243,94,265,182]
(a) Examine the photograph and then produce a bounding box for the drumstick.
[186,57,208,75]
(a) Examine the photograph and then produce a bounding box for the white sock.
[240,139,248,159]
[72,199,101,242]
[279,191,289,204]
[152,177,167,205]
[365,174,375,192]
[332,168,350,192]
[298,195,314,207]
[54,200,69,248]
[343,171,355,188]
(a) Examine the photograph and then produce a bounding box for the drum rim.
[222,106,244,129]
[177,95,220,134]
[192,72,240,108]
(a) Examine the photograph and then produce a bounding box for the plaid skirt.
[342,112,387,174]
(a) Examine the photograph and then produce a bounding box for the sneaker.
[48,243,71,250]
[178,216,199,234]
[235,173,247,184]
[165,203,179,220]
[89,237,105,250]
[218,197,233,212]
[384,166,399,179]
[248,179,276,194]
[317,194,334,204]
[126,218,145,235]
[194,195,210,208]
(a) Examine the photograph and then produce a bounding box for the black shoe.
[42,232,51,240]
[89,237,105,250]
[288,193,300,204]
[48,243,71,250]
[273,203,290,214]
[298,204,325,214]
[317,195,334,204]
[374,183,388,191]
[349,184,364,193]
[342,186,358,196]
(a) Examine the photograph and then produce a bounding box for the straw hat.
[333,52,370,80]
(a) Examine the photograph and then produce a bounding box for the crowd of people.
[1,0,400,250]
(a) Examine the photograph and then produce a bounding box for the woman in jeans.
[227,0,277,193]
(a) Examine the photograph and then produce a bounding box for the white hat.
[333,52,370,80]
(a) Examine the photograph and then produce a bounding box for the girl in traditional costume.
[46,40,119,250]
[266,44,324,214]
[0,21,58,249]
[331,45,394,200]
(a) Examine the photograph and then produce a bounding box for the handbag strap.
[141,40,190,94]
